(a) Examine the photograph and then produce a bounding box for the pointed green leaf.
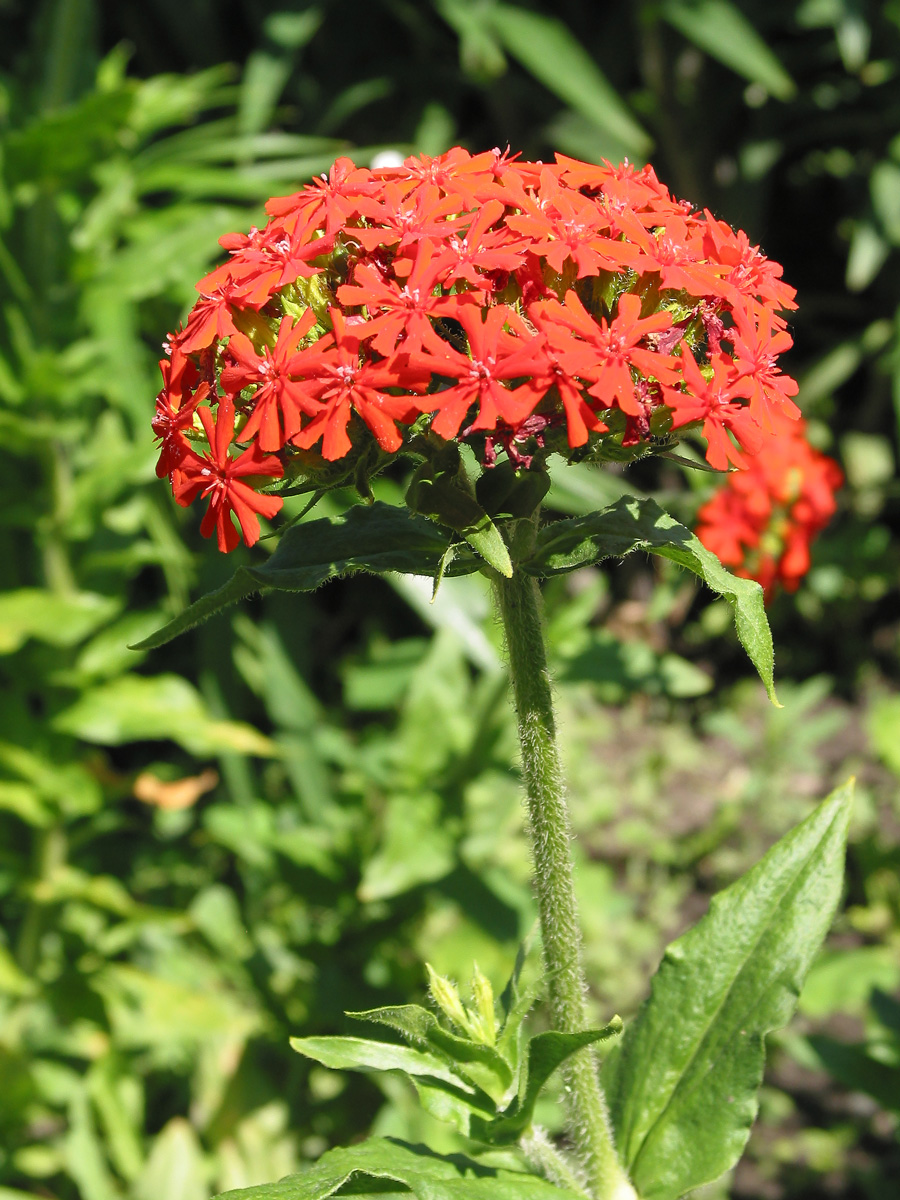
[410,1077,494,1135]
[459,512,513,577]
[525,496,777,703]
[134,503,478,651]
[291,1034,497,1131]
[407,467,513,577]
[289,1035,479,1093]
[358,793,456,901]
[661,1,796,101]
[479,1022,622,1143]
[349,1004,513,1100]
[212,1137,587,1199]
[133,1118,207,1200]
[602,783,853,1200]
[519,1024,622,1126]
[487,5,652,156]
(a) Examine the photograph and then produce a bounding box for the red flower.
[172,399,283,552]
[729,302,800,431]
[702,211,797,311]
[220,310,317,451]
[506,170,626,278]
[536,291,678,416]
[288,310,426,459]
[406,304,551,439]
[266,156,377,233]
[670,346,763,471]
[176,283,239,354]
[695,414,842,595]
[441,199,527,290]
[158,147,809,554]
[351,183,467,253]
[152,348,206,477]
[336,240,467,355]
[615,210,728,298]
[199,221,332,308]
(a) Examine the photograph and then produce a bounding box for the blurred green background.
[2,1,900,1197]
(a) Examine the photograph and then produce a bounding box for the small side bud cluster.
[153,146,840,589]
[426,962,497,1046]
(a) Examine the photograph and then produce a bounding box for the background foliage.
[1,1,899,1197]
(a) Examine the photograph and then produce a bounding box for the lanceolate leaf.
[661,0,796,101]
[289,1035,464,1087]
[349,1003,514,1100]
[477,1023,623,1143]
[487,5,652,156]
[135,503,478,650]
[211,1137,588,1199]
[290,1035,496,1128]
[602,783,853,1200]
[525,496,778,704]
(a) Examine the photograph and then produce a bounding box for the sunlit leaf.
[526,496,777,704]
[53,674,275,756]
[135,503,478,651]
[0,589,119,654]
[603,783,852,1200]
[210,1136,587,1199]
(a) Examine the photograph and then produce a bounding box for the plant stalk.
[495,523,636,1200]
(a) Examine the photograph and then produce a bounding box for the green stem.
[521,1126,591,1197]
[495,522,636,1200]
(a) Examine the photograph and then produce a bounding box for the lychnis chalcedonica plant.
[140,147,850,1200]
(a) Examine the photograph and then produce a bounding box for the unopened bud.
[470,963,497,1045]
[425,963,470,1033]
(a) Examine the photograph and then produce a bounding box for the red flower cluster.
[155,146,818,558]
[695,412,843,595]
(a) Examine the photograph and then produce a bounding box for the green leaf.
[53,674,275,756]
[93,964,261,1049]
[0,942,35,997]
[289,1036,470,1090]
[291,1034,496,1134]
[790,1034,900,1114]
[661,0,796,101]
[357,792,456,901]
[211,1137,587,1199]
[133,1118,208,1200]
[867,693,900,778]
[487,5,652,156]
[435,0,508,84]
[0,589,119,654]
[238,9,324,137]
[525,496,777,704]
[64,1087,121,1200]
[799,945,900,1018]
[348,1004,513,1100]
[560,630,712,701]
[478,1023,622,1143]
[407,463,513,577]
[135,503,477,651]
[602,783,853,1200]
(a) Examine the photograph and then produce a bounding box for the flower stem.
[495,528,636,1200]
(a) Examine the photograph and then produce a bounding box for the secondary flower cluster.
[154,145,834,579]
[695,412,842,595]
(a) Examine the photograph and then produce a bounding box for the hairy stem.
[495,525,636,1200]
[521,1126,591,1196]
